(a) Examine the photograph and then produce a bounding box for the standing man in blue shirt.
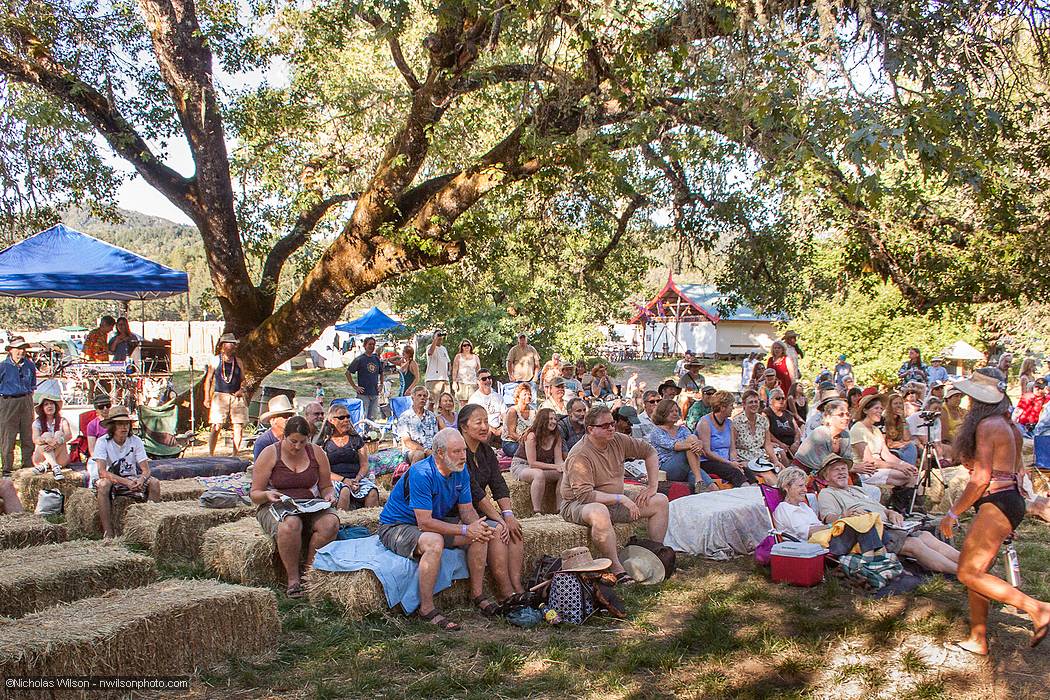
[345,337,383,421]
[377,428,495,630]
[0,337,37,475]
[926,356,950,385]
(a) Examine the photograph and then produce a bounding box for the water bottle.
[1003,537,1022,588]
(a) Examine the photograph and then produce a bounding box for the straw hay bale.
[505,474,558,517]
[305,567,470,620]
[518,515,635,571]
[923,466,970,514]
[12,467,83,510]
[64,478,209,538]
[0,513,67,550]
[336,506,382,530]
[0,579,278,687]
[202,518,280,586]
[0,540,155,617]
[121,500,254,563]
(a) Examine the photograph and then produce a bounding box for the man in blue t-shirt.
[345,337,383,421]
[377,428,495,629]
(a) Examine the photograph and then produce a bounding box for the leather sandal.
[472,594,502,616]
[419,607,460,631]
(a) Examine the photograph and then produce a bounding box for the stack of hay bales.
[0,579,278,683]
[518,515,636,570]
[202,506,384,587]
[64,477,211,538]
[11,467,84,511]
[922,466,969,514]
[0,513,67,550]
[122,500,254,563]
[0,540,155,617]
[504,474,559,517]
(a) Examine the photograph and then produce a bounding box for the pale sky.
[112,139,195,225]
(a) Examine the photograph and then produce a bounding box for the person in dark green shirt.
[685,386,716,431]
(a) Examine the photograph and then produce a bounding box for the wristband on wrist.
[945,510,958,521]
[615,494,622,504]
[460,524,468,536]
[501,509,514,517]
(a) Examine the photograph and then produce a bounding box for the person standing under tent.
[0,337,36,476]
[203,333,247,457]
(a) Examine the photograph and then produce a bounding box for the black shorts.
[975,488,1026,531]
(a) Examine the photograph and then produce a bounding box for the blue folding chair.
[330,398,363,428]
[364,395,414,443]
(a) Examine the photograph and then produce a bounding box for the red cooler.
[770,541,828,586]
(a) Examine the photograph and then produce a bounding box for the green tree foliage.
[2,0,1050,389]
[789,281,981,386]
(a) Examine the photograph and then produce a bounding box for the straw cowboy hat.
[33,379,64,407]
[259,395,296,423]
[5,336,30,351]
[953,369,1007,405]
[817,453,853,478]
[100,405,135,426]
[214,333,239,352]
[618,545,666,585]
[559,546,611,573]
[856,393,885,414]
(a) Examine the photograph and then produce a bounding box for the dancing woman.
[941,368,1050,655]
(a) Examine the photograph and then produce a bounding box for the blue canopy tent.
[335,306,406,335]
[0,224,188,300]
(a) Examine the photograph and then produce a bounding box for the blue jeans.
[503,441,519,458]
[661,454,713,488]
[361,394,380,421]
[891,442,918,466]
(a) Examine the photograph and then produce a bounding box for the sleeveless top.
[268,442,320,499]
[322,434,365,479]
[504,407,535,440]
[534,437,556,464]
[399,368,416,396]
[213,356,242,394]
[703,414,732,460]
[455,354,480,383]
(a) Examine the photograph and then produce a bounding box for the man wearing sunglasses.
[559,406,669,584]
[635,390,660,439]
[467,369,505,435]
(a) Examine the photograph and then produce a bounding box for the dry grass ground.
[170,515,1050,700]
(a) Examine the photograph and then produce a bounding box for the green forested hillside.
[0,207,217,330]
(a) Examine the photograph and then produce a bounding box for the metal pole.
[186,292,194,432]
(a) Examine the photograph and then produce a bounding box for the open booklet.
[268,494,332,522]
[883,519,923,532]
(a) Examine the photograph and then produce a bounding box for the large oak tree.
[2,0,1048,391]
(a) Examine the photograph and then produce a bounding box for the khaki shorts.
[256,504,337,538]
[426,380,449,404]
[210,392,248,425]
[560,498,634,526]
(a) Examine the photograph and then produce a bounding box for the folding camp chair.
[138,401,195,459]
[330,398,363,429]
[363,395,413,444]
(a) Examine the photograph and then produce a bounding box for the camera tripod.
[908,419,946,515]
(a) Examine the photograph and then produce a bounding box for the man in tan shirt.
[560,405,670,581]
[506,334,541,384]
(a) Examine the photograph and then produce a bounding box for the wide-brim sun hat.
[100,405,135,426]
[5,336,30,351]
[33,379,64,407]
[618,545,666,585]
[259,394,296,423]
[856,393,885,413]
[559,546,612,573]
[952,371,1006,405]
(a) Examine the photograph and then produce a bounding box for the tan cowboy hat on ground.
[953,369,1007,405]
[100,405,135,426]
[259,394,296,423]
[33,379,64,407]
[618,545,666,585]
[559,546,611,573]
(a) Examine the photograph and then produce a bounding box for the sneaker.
[52,466,64,481]
[32,465,46,474]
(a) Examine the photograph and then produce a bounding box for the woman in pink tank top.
[250,416,339,596]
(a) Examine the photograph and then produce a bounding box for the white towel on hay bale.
[0,540,156,618]
[0,513,67,550]
[0,579,278,682]
[121,500,255,563]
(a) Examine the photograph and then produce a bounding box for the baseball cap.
[614,406,641,425]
